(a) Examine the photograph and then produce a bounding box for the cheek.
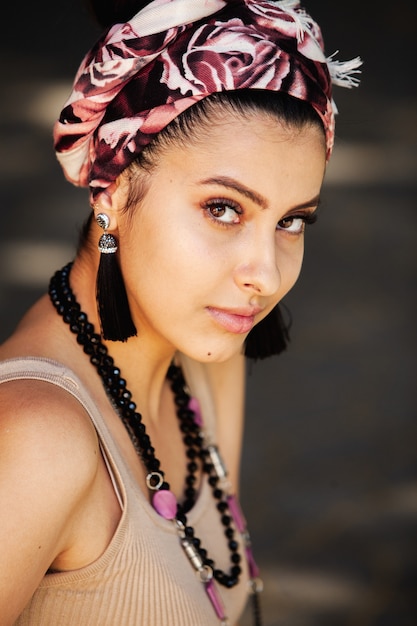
[279,239,305,292]
[150,205,233,279]
[122,212,211,298]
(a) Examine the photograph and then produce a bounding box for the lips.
[207,306,263,334]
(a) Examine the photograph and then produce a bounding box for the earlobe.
[90,180,124,230]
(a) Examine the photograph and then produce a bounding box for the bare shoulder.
[0,297,100,486]
[0,378,99,622]
[0,377,99,475]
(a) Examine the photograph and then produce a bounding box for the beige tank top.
[0,358,249,625]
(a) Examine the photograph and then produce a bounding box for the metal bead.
[145,471,164,491]
[207,445,228,479]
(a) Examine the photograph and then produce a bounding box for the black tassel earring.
[244,303,291,360]
[96,212,137,342]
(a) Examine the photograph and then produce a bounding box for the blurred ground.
[0,2,416,625]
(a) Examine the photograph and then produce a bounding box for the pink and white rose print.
[54,0,359,193]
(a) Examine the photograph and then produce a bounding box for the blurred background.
[0,2,416,625]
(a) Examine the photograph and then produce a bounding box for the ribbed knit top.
[0,358,250,625]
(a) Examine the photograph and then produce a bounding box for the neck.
[70,254,176,425]
[48,260,257,605]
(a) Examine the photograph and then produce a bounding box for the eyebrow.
[198,175,321,211]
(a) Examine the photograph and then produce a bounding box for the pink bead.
[227,495,246,534]
[205,580,226,620]
[152,490,177,520]
[188,396,203,427]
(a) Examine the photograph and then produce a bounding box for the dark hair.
[80,88,324,228]
[124,88,324,209]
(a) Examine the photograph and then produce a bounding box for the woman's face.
[117,112,326,362]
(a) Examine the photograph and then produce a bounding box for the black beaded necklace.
[49,263,262,626]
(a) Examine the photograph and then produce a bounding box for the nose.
[234,232,281,297]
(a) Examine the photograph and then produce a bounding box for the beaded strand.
[49,263,262,625]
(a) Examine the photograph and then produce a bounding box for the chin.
[186,339,245,364]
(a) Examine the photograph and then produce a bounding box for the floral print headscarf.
[53,0,361,195]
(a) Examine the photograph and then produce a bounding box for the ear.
[90,180,127,231]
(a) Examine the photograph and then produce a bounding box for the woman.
[0,1,361,624]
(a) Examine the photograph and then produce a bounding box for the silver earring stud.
[96,213,117,254]
[96,212,110,231]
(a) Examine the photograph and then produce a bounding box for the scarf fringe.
[327,52,363,88]
[276,0,316,42]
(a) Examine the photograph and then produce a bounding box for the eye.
[203,199,242,225]
[277,212,318,234]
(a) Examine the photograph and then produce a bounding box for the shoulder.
[0,374,100,528]
[0,376,100,622]
[0,374,101,523]
[0,374,99,485]
[0,296,103,498]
